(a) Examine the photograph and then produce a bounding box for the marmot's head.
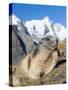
[32,35,59,58]
[38,35,58,50]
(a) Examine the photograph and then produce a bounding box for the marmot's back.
[12,36,59,86]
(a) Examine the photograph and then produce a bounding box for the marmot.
[10,36,60,86]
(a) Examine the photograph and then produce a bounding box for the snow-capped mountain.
[9,14,20,25]
[54,23,66,41]
[9,14,22,30]
[9,14,66,43]
[24,16,66,42]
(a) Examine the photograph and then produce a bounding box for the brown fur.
[10,37,59,86]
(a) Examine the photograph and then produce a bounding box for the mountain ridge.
[9,14,66,43]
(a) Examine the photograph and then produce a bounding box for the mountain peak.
[9,14,66,42]
[24,17,66,42]
[9,14,21,25]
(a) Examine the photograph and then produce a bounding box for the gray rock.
[9,24,35,64]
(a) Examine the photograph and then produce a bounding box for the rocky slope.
[9,24,35,64]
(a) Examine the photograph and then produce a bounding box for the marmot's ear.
[52,51,58,61]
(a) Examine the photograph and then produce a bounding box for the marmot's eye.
[40,41,43,44]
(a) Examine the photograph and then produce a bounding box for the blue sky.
[9,3,66,27]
